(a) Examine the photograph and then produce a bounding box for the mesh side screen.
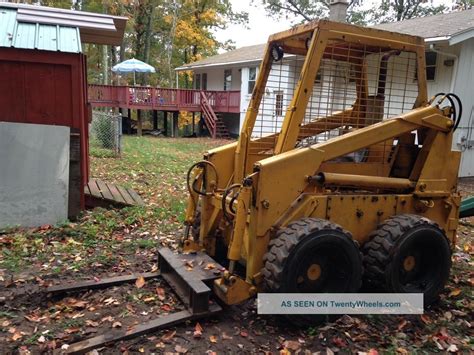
[251,54,306,139]
[250,41,419,162]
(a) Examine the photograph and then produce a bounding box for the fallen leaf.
[138,347,145,353]
[397,319,408,331]
[283,340,300,351]
[193,322,203,338]
[240,330,248,337]
[332,336,347,347]
[447,344,458,353]
[222,332,233,340]
[368,349,379,355]
[103,297,119,306]
[161,330,176,343]
[12,332,23,341]
[204,263,215,270]
[64,327,80,334]
[38,335,46,343]
[449,288,461,297]
[18,346,31,355]
[86,320,99,327]
[135,276,146,289]
[1,320,10,327]
[209,335,218,343]
[175,345,188,353]
[420,314,431,324]
[101,315,114,323]
[24,314,41,323]
[69,299,87,309]
[112,321,122,328]
[161,304,172,312]
[396,348,409,355]
[156,287,166,301]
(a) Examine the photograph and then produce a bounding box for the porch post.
[173,111,179,137]
[153,110,158,130]
[163,111,168,136]
[137,109,142,136]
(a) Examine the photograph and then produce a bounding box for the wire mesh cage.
[249,39,420,165]
[89,110,122,157]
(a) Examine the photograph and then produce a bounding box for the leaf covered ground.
[0,136,473,354]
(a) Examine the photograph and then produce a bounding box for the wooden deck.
[85,179,145,208]
[88,85,240,113]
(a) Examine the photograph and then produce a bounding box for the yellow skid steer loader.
[158,20,462,319]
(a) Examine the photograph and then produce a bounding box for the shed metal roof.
[0,7,81,52]
[0,2,127,46]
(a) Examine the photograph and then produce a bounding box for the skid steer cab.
[158,20,462,315]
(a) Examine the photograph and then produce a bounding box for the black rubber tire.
[362,214,452,306]
[262,218,362,325]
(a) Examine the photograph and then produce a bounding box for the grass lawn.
[0,136,473,354]
[1,137,226,275]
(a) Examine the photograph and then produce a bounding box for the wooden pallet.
[85,179,144,208]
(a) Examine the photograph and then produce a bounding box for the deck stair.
[199,91,231,139]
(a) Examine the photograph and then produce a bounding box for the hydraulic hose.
[221,183,241,222]
[186,160,219,197]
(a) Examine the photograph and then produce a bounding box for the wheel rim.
[291,242,352,293]
[396,229,448,293]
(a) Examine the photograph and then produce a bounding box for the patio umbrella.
[111,58,156,86]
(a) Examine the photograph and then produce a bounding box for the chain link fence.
[89,110,122,157]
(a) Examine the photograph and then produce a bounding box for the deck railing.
[88,85,241,113]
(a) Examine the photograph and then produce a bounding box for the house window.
[195,73,201,90]
[248,67,257,94]
[224,69,232,90]
[425,51,437,81]
[275,91,284,116]
[415,52,438,81]
[202,73,207,90]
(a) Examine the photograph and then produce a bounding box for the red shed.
[0,3,126,218]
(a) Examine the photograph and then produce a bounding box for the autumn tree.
[167,0,248,87]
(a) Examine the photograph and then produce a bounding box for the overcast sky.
[214,0,455,50]
[214,0,294,49]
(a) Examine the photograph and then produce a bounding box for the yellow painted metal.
[315,172,415,190]
[180,20,462,305]
[213,272,257,305]
[227,184,252,261]
[274,29,327,154]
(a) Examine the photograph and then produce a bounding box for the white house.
[175,9,474,177]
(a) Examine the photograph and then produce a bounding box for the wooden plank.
[87,179,102,198]
[116,184,136,205]
[106,183,127,204]
[96,179,114,201]
[127,188,145,205]
[46,272,160,294]
[84,181,91,195]
[60,304,222,354]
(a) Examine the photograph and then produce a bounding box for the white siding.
[193,66,241,91]
[452,39,474,177]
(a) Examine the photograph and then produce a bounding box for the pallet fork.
[19,249,226,354]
